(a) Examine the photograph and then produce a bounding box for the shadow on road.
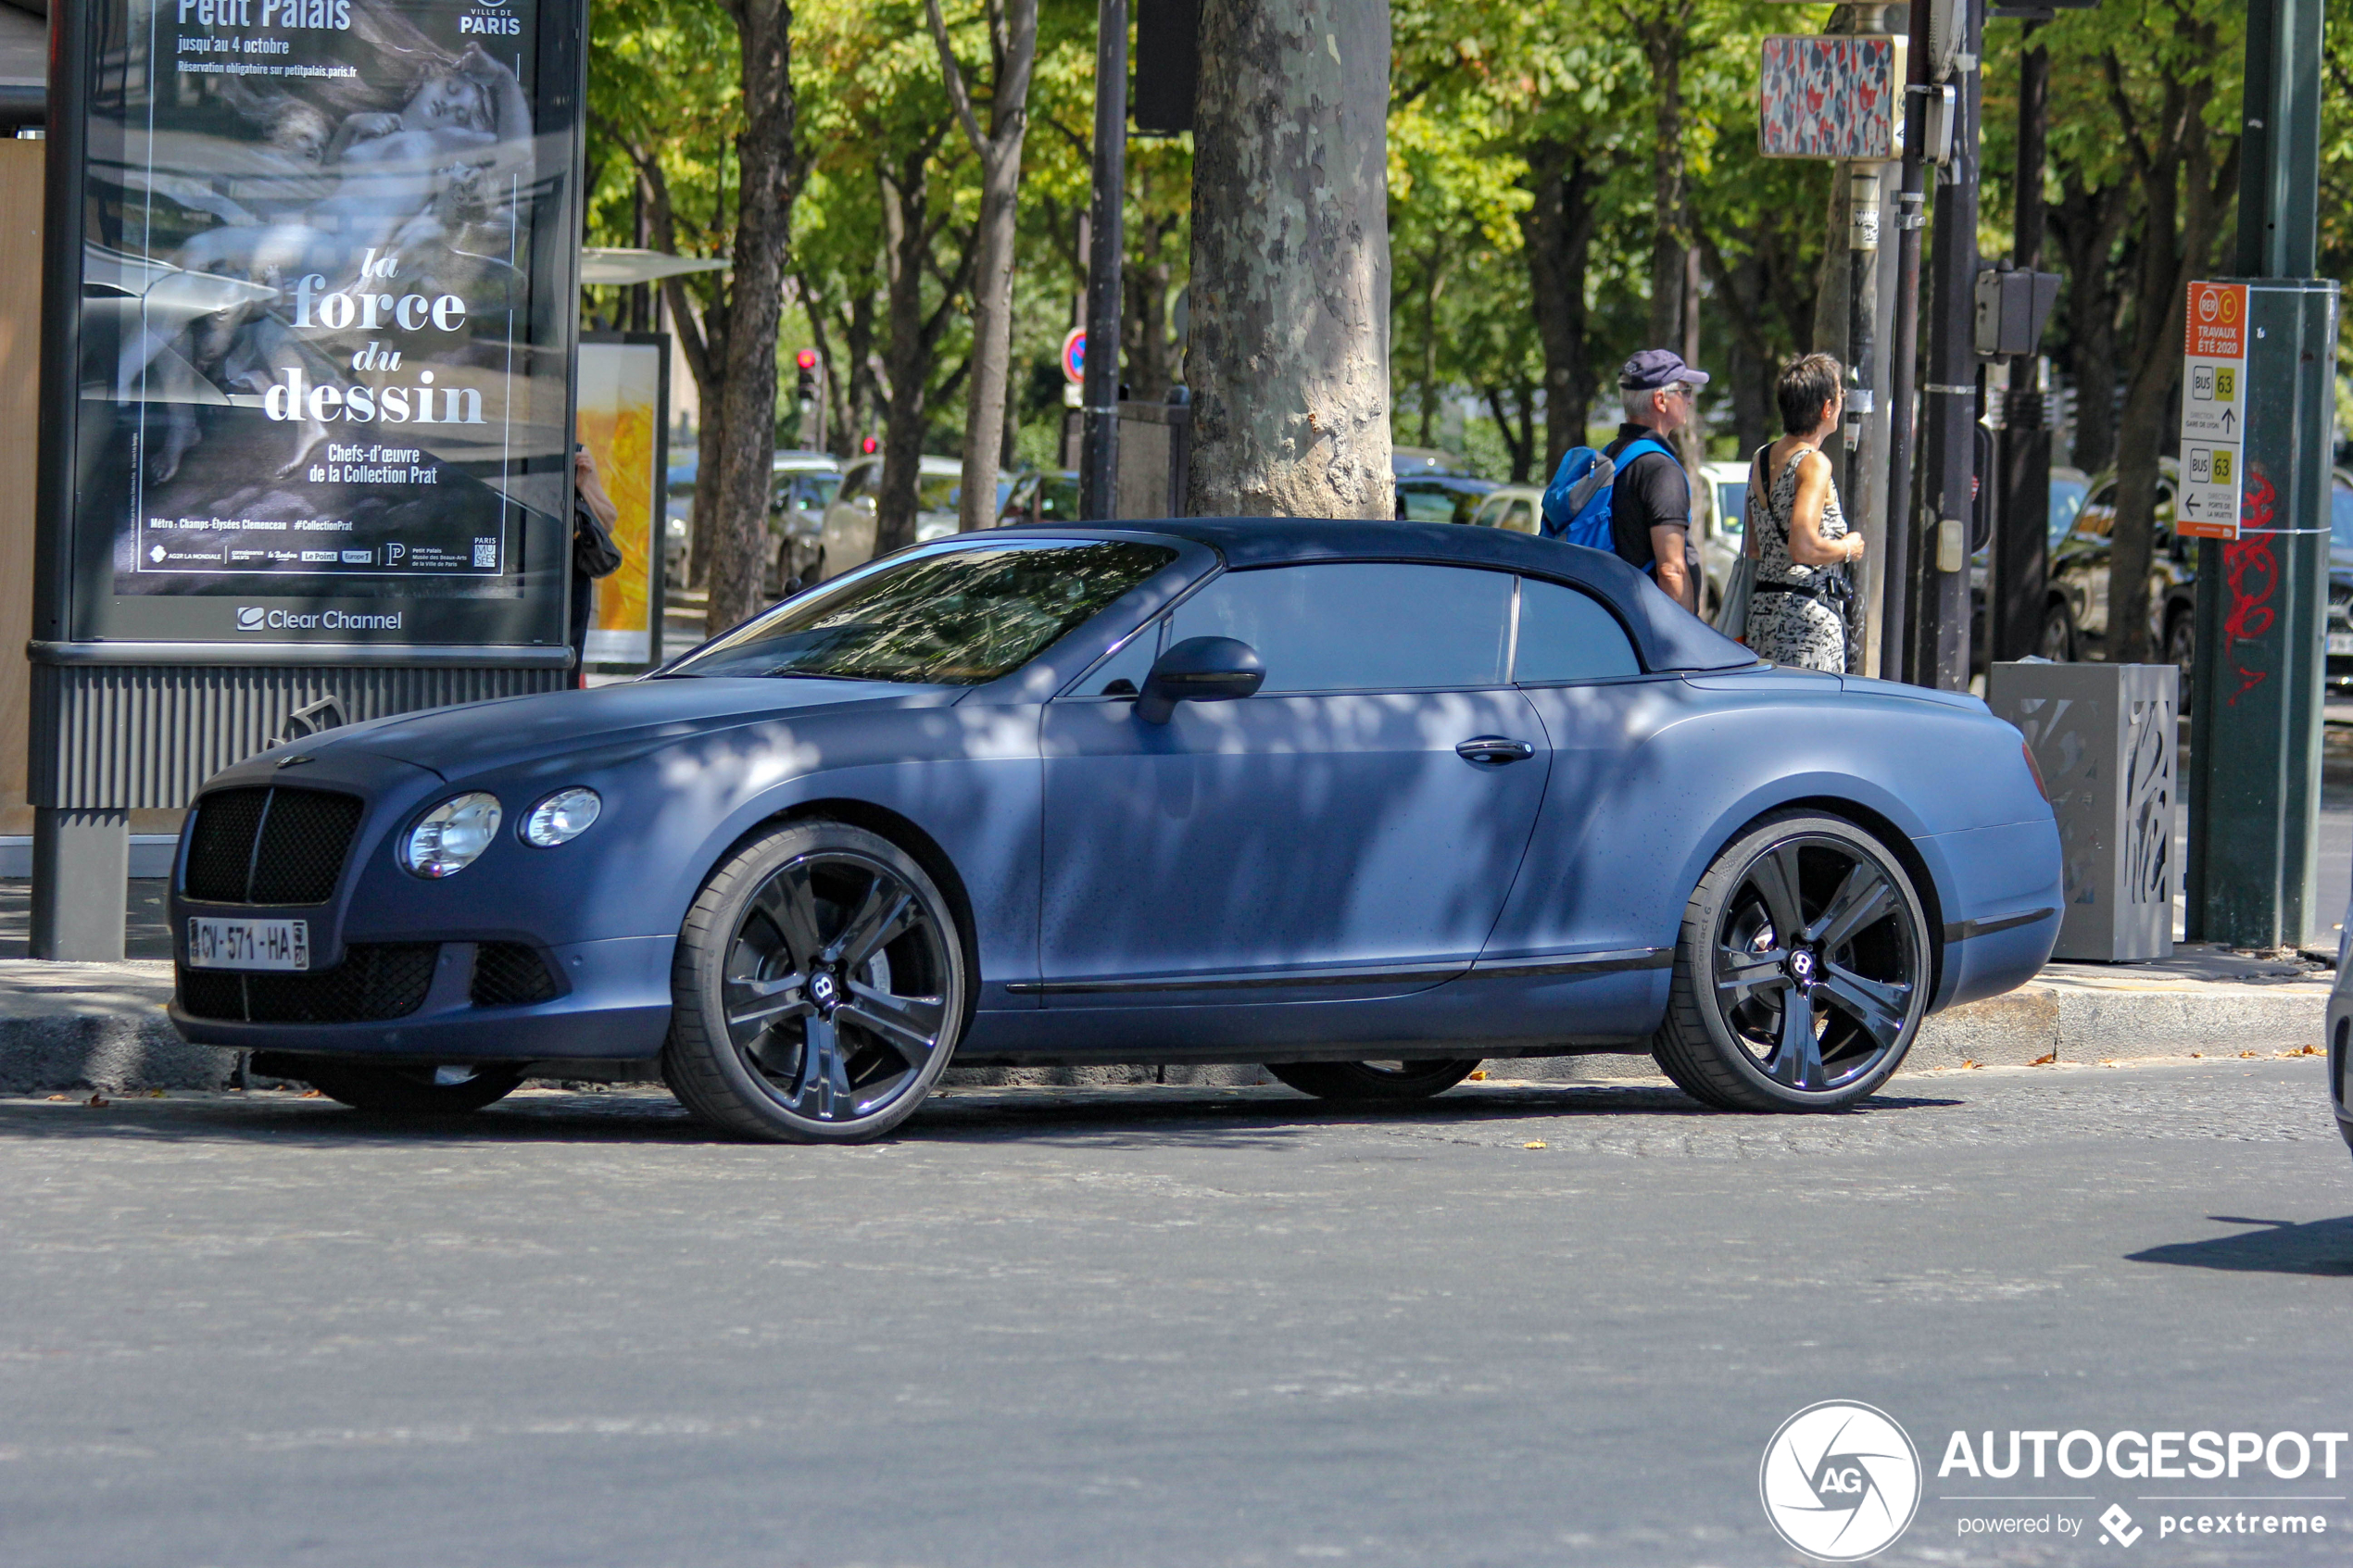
[2128,1215,2353,1276]
[0,1081,1965,1149]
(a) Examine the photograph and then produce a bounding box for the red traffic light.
[795,348,819,370]
[861,435,878,455]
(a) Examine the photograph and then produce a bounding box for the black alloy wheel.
[1264,1059,1484,1102]
[297,1061,525,1115]
[2037,601,2075,662]
[665,822,968,1143]
[1652,811,1930,1112]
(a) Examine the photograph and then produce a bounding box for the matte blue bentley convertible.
[170,520,2062,1141]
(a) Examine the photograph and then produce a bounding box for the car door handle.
[1455,736,1536,765]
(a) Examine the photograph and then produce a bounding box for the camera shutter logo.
[1759,1400,1921,1561]
[235,606,267,632]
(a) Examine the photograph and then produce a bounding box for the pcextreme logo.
[1761,1400,1923,1561]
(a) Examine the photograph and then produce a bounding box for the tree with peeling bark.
[1188,0,1393,520]
[925,0,1039,537]
[587,0,800,637]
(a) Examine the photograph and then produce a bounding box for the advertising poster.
[59,0,579,649]
[575,333,666,667]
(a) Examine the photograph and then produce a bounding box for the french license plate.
[186,917,309,971]
[2329,633,2353,657]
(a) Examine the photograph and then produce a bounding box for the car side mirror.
[1137,636,1265,724]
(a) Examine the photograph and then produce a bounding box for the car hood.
[312,677,958,777]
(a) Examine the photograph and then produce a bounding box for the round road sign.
[1060,327,1086,384]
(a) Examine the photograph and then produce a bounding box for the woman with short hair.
[1744,352,1865,672]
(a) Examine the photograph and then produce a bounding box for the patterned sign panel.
[1758,35,1906,160]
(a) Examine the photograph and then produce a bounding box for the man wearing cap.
[1607,348,1706,613]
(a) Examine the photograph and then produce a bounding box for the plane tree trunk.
[1186,0,1391,519]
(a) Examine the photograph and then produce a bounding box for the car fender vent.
[471,942,561,1008]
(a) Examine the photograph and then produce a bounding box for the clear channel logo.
[1761,1400,1923,1561]
[236,606,267,631]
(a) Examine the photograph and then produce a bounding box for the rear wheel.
[1650,811,1931,1112]
[2037,600,2075,662]
[664,821,968,1143]
[1264,1059,1482,1102]
[297,1062,524,1115]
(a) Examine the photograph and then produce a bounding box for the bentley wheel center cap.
[1788,948,1817,986]
[808,972,839,1011]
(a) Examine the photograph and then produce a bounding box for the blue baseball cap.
[1620,348,1710,391]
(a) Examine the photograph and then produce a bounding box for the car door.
[1036,562,1551,1003]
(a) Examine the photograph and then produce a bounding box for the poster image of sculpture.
[83,0,553,595]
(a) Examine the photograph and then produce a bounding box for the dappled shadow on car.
[0,1081,1963,1149]
[2127,1215,2353,1277]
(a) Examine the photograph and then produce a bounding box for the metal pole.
[1992,25,2051,663]
[1078,0,1127,521]
[1878,0,1931,683]
[1845,162,1881,672]
[1918,0,1981,691]
[2186,0,2330,948]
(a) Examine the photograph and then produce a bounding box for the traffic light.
[794,348,820,406]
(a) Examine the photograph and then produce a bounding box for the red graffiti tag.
[2221,467,2278,706]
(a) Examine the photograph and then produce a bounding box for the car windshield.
[1714,481,1747,536]
[918,473,961,513]
[667,540,1178,684]
[2333,482,2353,551]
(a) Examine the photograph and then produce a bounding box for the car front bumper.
[171,934,677,1066]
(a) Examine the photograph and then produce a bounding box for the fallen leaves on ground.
[2030,1052,2057,1066]
[83,1094,108,1109]
[1523,1140,1547,1149]
[298,1088,324,1098]
[1466,1070,1487,1081]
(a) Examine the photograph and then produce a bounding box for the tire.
[2037,600,2075,662]
[1650,810,1931,1112]
[297,1061,525,1114]
[663,821,968,1143]
[1264,1059,1482,1102]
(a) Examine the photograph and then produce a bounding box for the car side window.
[1168,563,1514,692]
[1512,577,1640,684]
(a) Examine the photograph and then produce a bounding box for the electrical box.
[1973,267,2062,358]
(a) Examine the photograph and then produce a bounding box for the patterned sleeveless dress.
[1747,445,1850,672]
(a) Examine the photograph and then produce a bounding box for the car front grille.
[176,943,439,1023]
[183,786,365,905]
[471,942,561,1007]
[2331,585,2353,635]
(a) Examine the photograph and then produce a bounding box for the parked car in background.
[2327,470,2353,695]
[1393,445,1478,479]
[1398,473,1499,525]
[1466,486,1542,534]
[1696,460,1751,621]
[2045,460,2189,671]
[1969,467,2091,671]
[769,451,840,596]
[816,455,964,581]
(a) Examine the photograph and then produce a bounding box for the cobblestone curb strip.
[0,958,2333,1095]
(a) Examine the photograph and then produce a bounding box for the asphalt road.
[3,1060,2350,1568]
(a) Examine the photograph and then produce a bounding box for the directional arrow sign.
[2179,281,2248,539]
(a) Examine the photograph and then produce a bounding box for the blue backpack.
[1540,436,1680,562]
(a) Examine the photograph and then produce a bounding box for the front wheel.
[2037,600,2075,662]
[297,1061,524,1114]
[1264,1059,1482,1102]
[664,821,969,1143]
[1650,811,1931,1112]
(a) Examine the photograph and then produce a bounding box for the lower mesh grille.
[471,942,561,1007]
[176,944,439,1023]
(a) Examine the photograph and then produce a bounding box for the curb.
[0,961,2333,1095]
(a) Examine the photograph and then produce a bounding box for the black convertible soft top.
[987,517,1760,675]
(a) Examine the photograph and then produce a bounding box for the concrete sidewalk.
[0,946,2332,1096]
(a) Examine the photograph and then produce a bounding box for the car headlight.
[401,792,502,877]
[521,787,601,847]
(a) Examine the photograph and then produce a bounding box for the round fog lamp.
[401,792,502,878]
[522,787,601,847]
